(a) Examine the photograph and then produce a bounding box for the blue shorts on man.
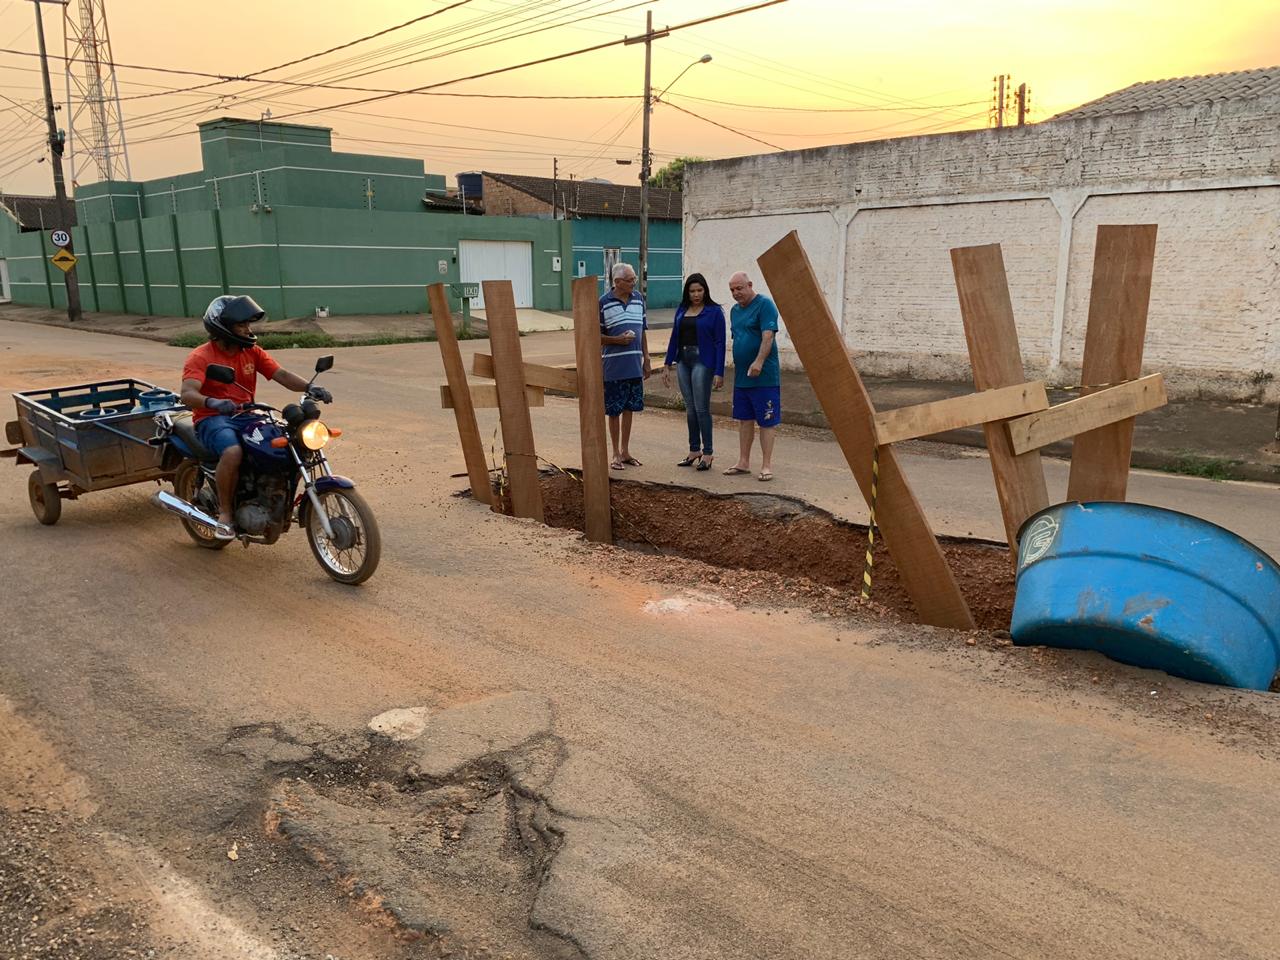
[194,414,247,457]
[732,385,781,427]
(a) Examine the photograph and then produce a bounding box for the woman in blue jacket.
[662,272,726,470]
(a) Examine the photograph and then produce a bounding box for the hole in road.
[496,472,1015,631]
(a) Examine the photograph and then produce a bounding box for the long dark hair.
[680,272,718,310]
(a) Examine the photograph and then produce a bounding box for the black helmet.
[203,295,264,348]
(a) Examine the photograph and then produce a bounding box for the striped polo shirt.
[599,288,647,382]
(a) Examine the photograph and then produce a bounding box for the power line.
[267,0,789,122]
[662,101,781,150]
[667,92,988,114]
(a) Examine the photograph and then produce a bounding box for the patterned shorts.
[732,385,781,427]
[604,377,645,417]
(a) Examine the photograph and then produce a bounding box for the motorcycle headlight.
[299,419,330,450]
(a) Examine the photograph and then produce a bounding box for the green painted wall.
[13,119,594,318]
[570,216,683,308]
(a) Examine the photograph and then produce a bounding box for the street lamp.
[638,46,711,298]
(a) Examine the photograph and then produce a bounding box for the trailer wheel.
[28,470,61,525]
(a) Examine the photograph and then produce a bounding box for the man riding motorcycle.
[179,295,332,539]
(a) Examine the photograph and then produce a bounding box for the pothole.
[242,694,584,960]
[500,472,1015,630]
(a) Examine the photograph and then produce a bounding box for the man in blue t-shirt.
[598,262,651,470]
[722,272,781,481]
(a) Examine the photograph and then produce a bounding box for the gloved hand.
[307,385,333,403]
[205,397,238,416]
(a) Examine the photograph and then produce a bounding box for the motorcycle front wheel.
[173,461,230,550]
[304,488,381,584]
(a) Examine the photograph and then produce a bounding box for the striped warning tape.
[861,445,880,601]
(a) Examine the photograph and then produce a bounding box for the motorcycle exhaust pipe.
[152,490,222,529]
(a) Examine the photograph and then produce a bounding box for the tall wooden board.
[758,232,973,630]
[428,282,490,505]
[571,276,613,543]
[950,244,1050,555]
[484,280,544,521]
[1067,224,1158,502]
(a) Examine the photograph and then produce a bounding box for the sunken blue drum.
[1011,502,1280,691]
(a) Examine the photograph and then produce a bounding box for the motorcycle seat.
[170,413,219,462]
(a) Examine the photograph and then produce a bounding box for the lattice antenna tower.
[62,0,131,184]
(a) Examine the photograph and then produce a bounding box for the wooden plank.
[873,381,1049,445]
[758,232,973,630]
[951,243,1050,555]
[1007,374,1166,455]
[484,280,545,521]
[440,383,544,410]
[571,276,613,543]
[472,353,578,394]
[428,282,490,505]
[1067,224,1158,502]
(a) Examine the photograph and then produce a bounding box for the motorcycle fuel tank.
[239,416,292,471]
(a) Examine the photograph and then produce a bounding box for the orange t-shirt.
[182,341,281,422]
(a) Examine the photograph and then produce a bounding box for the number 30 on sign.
[51,229,70,248]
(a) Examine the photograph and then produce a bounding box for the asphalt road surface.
[2,320,1279,960]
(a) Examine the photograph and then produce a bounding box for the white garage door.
[458,239,533,309]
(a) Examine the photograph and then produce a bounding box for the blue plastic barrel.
[137,388,180,410]
[1011,502,1280,690]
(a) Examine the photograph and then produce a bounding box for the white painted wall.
[684,96,1280,401]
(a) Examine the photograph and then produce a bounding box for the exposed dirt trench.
[499,472,1016,631]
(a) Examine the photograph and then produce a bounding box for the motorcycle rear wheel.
[173,461,230,551]
[305,488,381,584]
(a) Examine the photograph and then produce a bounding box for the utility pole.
[551,157,558,220]
[1016,82,1030,126]
[34,0,81,322]
[637,11,656,297]
[992,74,1009,129]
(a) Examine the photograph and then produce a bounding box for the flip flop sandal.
[611,460,626,471]
[677,455,699,467]
[621,457,643,467]
[722,466,751,476]
[757,471,774,482]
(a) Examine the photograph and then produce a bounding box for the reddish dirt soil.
[501,472,1015,631]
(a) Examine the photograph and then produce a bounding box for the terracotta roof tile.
[482,171,682,220]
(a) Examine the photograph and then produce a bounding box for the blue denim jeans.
[676,345,714,455]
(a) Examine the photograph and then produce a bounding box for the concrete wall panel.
[685,211,839,349]
[845,200,1060,379]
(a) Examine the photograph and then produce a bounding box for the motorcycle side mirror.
[315,355,334,374]
[206,364,236,384]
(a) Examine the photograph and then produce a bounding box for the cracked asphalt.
[2,319,1280,959]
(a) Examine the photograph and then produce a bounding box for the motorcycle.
[151,354,381,584]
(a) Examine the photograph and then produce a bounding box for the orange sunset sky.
[0,0,1276,196]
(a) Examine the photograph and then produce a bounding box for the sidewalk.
[3,302,1277,483]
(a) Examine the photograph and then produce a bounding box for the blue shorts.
[604,377,645,417]
[195,415,246,456]
[732,386,781,427]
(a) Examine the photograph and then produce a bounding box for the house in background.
[465,171,684,308]
[684,64,1280,402]
[0,118,574,318]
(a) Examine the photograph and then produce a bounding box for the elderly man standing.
[722,272,781,481]
[599,262,651,470]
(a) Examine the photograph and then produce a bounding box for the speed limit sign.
[51,229,70,248]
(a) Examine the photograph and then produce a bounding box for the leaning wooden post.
[484,279,545,521]
[1067,223,1158,503]
[950,244,1050,558]
[758,231,974,630]
[572,276,613,543]
[428,282,490,505]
